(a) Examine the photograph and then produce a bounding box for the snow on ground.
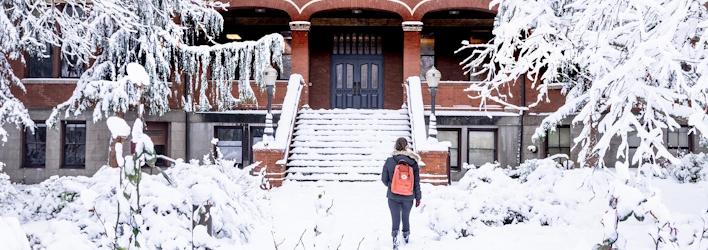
[1,158,707,249]
[244,166,708,250]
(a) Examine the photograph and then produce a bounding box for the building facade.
[2,0,705,184]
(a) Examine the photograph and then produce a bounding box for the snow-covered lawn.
[247,170,708,250]
[2,160,708,249]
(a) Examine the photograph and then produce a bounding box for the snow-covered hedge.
[508,157,567,183]
[0,162,267,249]
[670,153,708,183]
[422,162,579,239]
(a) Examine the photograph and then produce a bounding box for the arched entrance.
[308,9,403,109]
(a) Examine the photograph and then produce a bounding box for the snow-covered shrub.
[508,157,565,183]
[639,163,670,179]
[0,162,267,249]
[423,162,572,239]
[596,162,708,250]
[670,153,708,183]
[0,163,19,212]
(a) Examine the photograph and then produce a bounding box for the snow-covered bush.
[0,163,20,217]
[0,162,267,249]
[423,162,573,239]
[639,163,670,179]
[508,157,565,183]
[670,153,708,183]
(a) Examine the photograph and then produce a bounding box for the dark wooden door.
[330,33,384,109]
[331,56,383,109]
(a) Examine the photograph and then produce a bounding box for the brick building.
[1,0,705,184]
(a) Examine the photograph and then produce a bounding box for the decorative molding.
[280,0,432,16]
[282,0,322,14]
[402,21,423,32]
[21,78,78,84]
[387,0,432,15]
[289,21,311,31]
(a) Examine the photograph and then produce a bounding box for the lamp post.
[425,66,441,139]
[263,65,278,142]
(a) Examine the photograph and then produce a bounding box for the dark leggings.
[388,199,413,235]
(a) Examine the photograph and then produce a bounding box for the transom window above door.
[333,33,382,55]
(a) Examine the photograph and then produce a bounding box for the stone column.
[289,21,310,106]
[402,21,423,79]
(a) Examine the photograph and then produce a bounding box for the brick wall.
[13,82,75,108]
[383,30,405,109]
[12,80,288,110]
[419,150,449,185]
[252,148,286,187]
[308,28,332,109]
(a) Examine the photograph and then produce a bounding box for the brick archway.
[225,0,496,21]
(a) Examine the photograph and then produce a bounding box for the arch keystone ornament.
[402,21,423,32]
[289,21,311,31]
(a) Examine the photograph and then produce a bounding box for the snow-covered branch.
[463,0,708,167]
[2,0,285,127]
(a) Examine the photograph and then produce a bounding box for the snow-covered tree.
[44,0,283,126]
[461,0,708,168]
[0,0,65,142]
[2,0,283,168]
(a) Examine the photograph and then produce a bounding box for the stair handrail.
[405,76,427,153]
[274,74,306,165]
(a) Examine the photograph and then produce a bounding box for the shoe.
[403,231,410,244]
[392,231,399,249]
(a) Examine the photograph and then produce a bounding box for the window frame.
[466,128,497,166]
[545,126,571,157]
[143,122,170,167]
[665,126,693,156]
[61,121,87,169]
[214,126,246,167]
[22,121,47,168]
[247,126,266,167]
[60,54,85,78]
[26,45,56,78]
[438,128,461,170]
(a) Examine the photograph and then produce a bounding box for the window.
[279,31,292,80]
[546,126,571,156]
[627,132,641,166]
[144,122,169,167]
[61,53,84,78]
[248,127,265,166]
[215,126,243,167]
[24,123,47,168]
[666,127,691,156]
[420,33,435,80]
[62,122,86,168]
[60,6,85,78]
[27,45,53,78]
[467,130,496,166]
[438,129,460,170]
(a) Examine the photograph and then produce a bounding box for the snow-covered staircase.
[286,109,411,181]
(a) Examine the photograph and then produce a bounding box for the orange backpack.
[391,160,414,196]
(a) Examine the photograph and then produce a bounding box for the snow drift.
[0,162,268,249]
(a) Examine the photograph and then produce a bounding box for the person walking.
[381,137,421,249]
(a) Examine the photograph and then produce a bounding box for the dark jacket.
[381,150,422,201]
